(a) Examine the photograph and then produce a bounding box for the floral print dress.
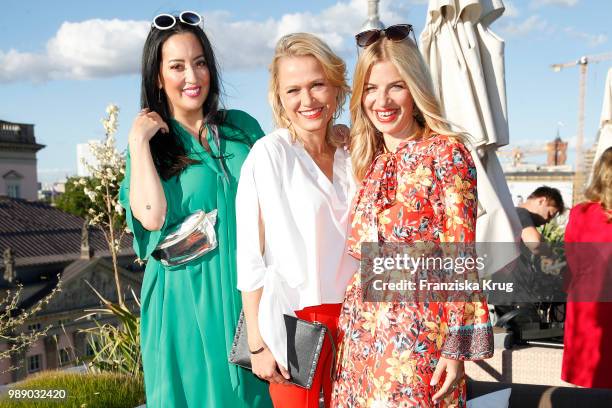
[331,135,493,408]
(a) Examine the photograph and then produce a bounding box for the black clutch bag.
[228,311,335,389]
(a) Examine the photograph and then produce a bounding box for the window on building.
[27,354,41,373]
[59,349,70,366]
[6,183,21,199]
[3,170,24,199]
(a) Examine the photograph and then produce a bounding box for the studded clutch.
[228,311,335,389]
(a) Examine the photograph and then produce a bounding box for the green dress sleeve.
[119,152,169,260]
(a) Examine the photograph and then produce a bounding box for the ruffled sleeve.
[431,138,493,360]
[119,152,169,260]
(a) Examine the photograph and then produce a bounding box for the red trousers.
[268,303,342,408]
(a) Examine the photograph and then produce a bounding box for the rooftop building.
[0,197,141,384]
[0,120,45,201]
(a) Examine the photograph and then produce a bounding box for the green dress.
[119,110,272,408]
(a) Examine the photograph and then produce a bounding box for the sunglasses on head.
[355,24,415,47]
[152,11,202,30]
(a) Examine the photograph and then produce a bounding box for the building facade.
[0,120,45,201]
[0,197,141,384]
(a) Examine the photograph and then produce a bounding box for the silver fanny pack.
[151,210,218,266]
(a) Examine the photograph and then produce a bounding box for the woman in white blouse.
[236,33,357,407]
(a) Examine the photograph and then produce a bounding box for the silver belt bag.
[151,210,218,266]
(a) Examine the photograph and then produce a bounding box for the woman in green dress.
[118,11,272,408]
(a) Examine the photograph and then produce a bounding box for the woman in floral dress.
[331,28,493,407]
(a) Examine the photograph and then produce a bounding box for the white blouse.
[236,128,358,369]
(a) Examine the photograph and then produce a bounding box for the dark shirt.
[515,206,535,229]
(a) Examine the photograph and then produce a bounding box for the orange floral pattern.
[331,135,493,408]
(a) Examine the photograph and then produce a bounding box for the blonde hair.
[350,37,465,181]
[585,146,612,218]
[269,33,350,146]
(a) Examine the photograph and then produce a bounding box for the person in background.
[493,186,565,309]
[562,146,612,388]
[119,11,271,407]
[515,186,565,255]
[236,33,357,407]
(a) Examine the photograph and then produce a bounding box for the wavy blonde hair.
[269,33,350,146]
[585,146,612,219]
[350,37,465,181]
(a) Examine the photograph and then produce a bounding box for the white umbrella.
[420,0,521,277]
[593,68,612,165]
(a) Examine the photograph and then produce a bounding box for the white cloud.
[0,0,410,83]
[0,50,50,83]
[210,0,409,70]
[503,0,520,18]
[499,15,549,36]
[531,0,579,7]
[47,19,149,78]
[0,19,149,83]
[563,27,608,47]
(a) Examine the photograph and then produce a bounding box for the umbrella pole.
[573,62,588,204]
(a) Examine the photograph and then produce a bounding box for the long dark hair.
[140,19,223,180]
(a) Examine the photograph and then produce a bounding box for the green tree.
[55,177,98,218]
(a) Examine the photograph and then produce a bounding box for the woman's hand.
[128,108,170,144]
[250,347,291,384]
[332,123,350,147]
[430,357,464,403]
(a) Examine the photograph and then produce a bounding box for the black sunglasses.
[355,24,416,48]
[152,11,202,30]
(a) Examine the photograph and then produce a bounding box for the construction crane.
[497,146,548,167]
[497,138,568,167]
[551,52,612,203]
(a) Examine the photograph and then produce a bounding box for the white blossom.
[79,103,129,307]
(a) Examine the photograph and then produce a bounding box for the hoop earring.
[158,88,163,103]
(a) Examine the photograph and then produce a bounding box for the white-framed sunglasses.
[152,11,202,30]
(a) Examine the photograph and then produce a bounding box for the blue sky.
[1,0,610,183]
